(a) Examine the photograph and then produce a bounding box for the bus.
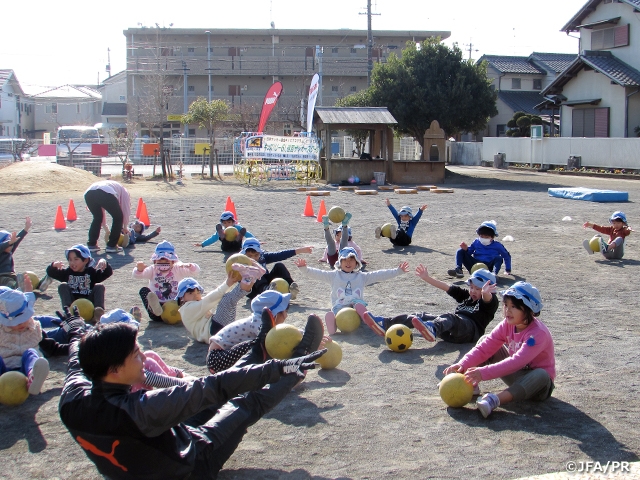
[56,126,101,159]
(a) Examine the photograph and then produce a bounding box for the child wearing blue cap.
[375,199,427,246]
[132,241,200,322]
[583,211,632,259]
[46,244,113,323]
[362,265,499,345]
[444,281,556,418]
[319,212,353,268]
[448,220,512,278]
[0,217,50,291]
[194,211,253,253]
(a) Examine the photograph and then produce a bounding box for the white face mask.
[156,263,172,272]
[478,237,492,246]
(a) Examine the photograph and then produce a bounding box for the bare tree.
[108,120,140,176]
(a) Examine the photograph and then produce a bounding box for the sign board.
[167,114,183,122]
[91,144,109,156]
[243,134,319,161]
[142,143,160,156]
[194,143,210,155]
[43,132,51,145]
[530,125,543,140]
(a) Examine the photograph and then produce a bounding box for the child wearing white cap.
[448,220,512,278]
[0,217,50,291]
[194,211,253,253]
[375,199,427,246]
[444,281,556,418]
[583,211,632,259]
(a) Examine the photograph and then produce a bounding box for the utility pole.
[316,45,323,106]
[464,40,479,60]
[359,0,380,86]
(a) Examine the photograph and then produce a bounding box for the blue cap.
[250,290,291,316]
[241,238,263,255]
[476,221,498,237]
[99,308,139,328]
[65,244,95,267]
[609,211,627,224]
[500,282,543,315]
[336,247,362,270]
[0,289,35,327]
[334,225,352,237]
[220,211,235,222]
[176,277,204,301]
[467,269,496,288]
[151,240,179,262]
[398,206,413,218]
[0,230,10,244]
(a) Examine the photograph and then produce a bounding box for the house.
[541,0,640,137]
[477,53,575,138]
[97,70,128,134]
[0,69,34,138]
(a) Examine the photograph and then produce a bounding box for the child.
[448,221,512,278]
[0,285,50,396]
[295,247,409,334]
[241,237,313,300]
[177,261,265,343]
[46,244,113,323]
[132,241,200,322]
[362,265,499,344]
[375,199,427,246]
[128,220,161,245]
[583,211,632,259]
[0,217,51,291]
[319,214,366,268]
[444,282,555,418]
[194,211,253,253]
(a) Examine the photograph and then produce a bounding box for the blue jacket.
[201,225,254,248]
[259,250,296,274]
[388,205,423,238]
[466,239,512,272]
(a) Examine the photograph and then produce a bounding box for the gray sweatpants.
[603,237,625,260]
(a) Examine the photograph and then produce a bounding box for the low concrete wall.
[390,161,446,184]
[483,137,640,169]
[449,141,483,166]
[321,158,387,183]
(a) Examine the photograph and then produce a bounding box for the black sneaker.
[292,314,324,357]
[237,227,247,242]
[216,223,224,237]
[447,268,464,278]
[255,307,275,345]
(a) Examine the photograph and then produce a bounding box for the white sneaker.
[147,292,163,316]
[289,282,300,300]
[27,357,50,395]
[105,245,123,253]
[582,239,594,255]
[37,274,53,293]
[476,393,500,418]
[374,226,382,239]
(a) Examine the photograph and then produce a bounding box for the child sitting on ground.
[46,244,113,323]
[177,261,265,343]
[583,211,632,259]
[362,265,499,343]
[128,220,161,245]
[375,199,427,246]
[444,281,555,418]
[295,247,409,334]
[318,213,365,268]
[241,237,312,300]
[194,211,254,253]
[132,241,200,322]
[448,220,512,278]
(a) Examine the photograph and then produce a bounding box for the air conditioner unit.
[242,85,248,91]
[241,48,248,52]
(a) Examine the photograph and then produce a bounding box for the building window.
[228,47,240,56]
[350,86,357,92]
[208,47,214,52]
[119,95,126,101]
[533,79,542,90]
[229,85,241,96]
[497,125,507,137]
[209,85,214,92]
[188,128,196,137]
[572,107,609,137]
[350,48,357,54]
[332,47,339,54]
[188,86,195,92]
[188,47,195,53]
[512,78,521,89]
[591,24,629,50]
[284,124,292,136]
[45,103,57,114]
[331,86,339,92]
[160,47,173,56]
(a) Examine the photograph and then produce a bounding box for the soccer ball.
[316,338,343,370]
[225,253,253,282]
[335,307,360,333]
[161,300,182,325]
[268,278,290,294]
[588,235,602,253]
[0,372,29,406]
[24,271,40,289]
[328,206,346,224]
[380,223,394,238]
[385,324,413,352]
[71,298,94,322]
[224,227,238,241]
[439,373,474,408]
[265,324,303,359]
[470,262,489,274]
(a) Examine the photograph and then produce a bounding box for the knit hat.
[476,220,498,237]
[500,282,543,315]
[241,238,263,255]
[176,277,204,301]
[250,290,291,316]
[467,269,496,288]
[0,230,10,245]
[99,308,140,328]
[0,289,36,327]
[151,240,179,261]
[398,206,413,218]
[334,225,352,237]
[609,211,627,224]
[220,211,235,222]
[336,247,362,270]
[65,244,95,267]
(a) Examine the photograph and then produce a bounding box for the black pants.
[58,283,105,309]
[387,312,480,344]
[139,287,163,322]
[220,239,242,253]
[84,188,123,248]
[248,263,293,300]
[390,229,412,247]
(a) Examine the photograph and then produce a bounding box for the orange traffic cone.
[54,206,66,230]
[229,200,238,222]
[316,199,327,222]
[135,197,144,219]
[66,199,77,221]
[302,195,315,217]
[139,201,151,227]
[225,196,234,212]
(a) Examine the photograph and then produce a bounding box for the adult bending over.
[84,180,131,253]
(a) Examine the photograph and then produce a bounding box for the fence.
[449,141,483,166]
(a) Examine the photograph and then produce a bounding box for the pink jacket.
[459,318,556,381]
[132,263,200,303]
[85,181,132,228]
[0,319,42,369]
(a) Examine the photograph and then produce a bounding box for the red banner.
[257,82,283,133]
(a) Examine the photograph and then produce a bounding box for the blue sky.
[1,0,584,93]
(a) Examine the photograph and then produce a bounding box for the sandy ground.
[1,163,639,479]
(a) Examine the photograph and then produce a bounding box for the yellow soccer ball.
[224,227,238,241]
[335,307,360,333]
[380,223,394,238]
[439,373,474,408]
[71,298,94,322]
[470,263,489,274]
[385,324,413,352]
[161,300,182,325]
[24,271,40,289]
[268,278,290,294]
[225,253,253,282]
[316,338,343,370]
[0,371,29,406]
[588,235,602,253]
[328,206,346,224]
[265,324,303,359]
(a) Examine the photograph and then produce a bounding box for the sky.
[1,0,586,94]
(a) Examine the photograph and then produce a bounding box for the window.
[188,85,195,92]
[591,24,629,50]
[188,47,195,53]
[497,125,507,137]
[533,79,542,90]
[331,86,339,92]
[160,47,173,56]
[228,47,240,56]
[350,48,357,54]
[209,85,214,92]
[45,103,57,114]
[331,47,339,54]
[76,103,81,114]
[572,107,609,137]
[229,85,241,96]
[284,124,292,136]
[512,78,521,89]
[119,95,126,101]
[188,128,196,137]
[350,86,357,92]
[208,47,214,53]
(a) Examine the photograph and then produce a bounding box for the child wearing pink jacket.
[444,281,555,418]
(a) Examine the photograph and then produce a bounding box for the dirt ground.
[1,163,639,480]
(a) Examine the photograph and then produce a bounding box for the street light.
[205,31,211,102]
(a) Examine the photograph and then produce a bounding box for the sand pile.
[0,162,99,194]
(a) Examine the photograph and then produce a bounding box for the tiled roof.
[0,69,25,95]
[562,0,640,32]
[530,53,577,73]
[31,84,102,101]
[314,107,397,125]
[102,103,127,115]
[0,69,13,84]
[498,91,549,115]
[478,55,546,74]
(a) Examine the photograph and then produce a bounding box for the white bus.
[56,126,101,159]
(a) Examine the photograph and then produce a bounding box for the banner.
[257,82,283,133]
[244,135,320,161]
[306,73,319,132]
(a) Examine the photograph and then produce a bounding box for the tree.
[335,90,374,156]
[505,111,543,137]
[108,121,139,176]
[181,98,232,179]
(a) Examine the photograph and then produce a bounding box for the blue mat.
[548,187,628,203]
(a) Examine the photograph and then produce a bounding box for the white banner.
[306,73,319,133]
[244,135,320,161]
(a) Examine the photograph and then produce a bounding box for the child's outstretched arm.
[295,246,314,255]
[481,280,497,303]
[294,258,307,268]
[415,264,450,292]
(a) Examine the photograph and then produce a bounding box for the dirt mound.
[0,162,99,195]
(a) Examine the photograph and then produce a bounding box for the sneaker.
[411,317,437,342]
[37,274,52,293]
[374,226,382,239]
[92,306,105,324]
[147,292,163,316]
[105,245,123,253]
[27,357,49,395]
[292,314,324,357]
[216,223,224,237]
[324,311,337,335]
[255,307,275,345]
[447,267,464,278]
[599,238,608,253]
[130,305,143,322]
[359,309,386,337]
[289,282,300,300]
[87,245,100,252]
[476,392,500,418]
[390,228,397,240]
[582,239,594,255]
[232,263,266,284]
[16,273,25,291]
[322,215,331,229]
[342,212,352,226]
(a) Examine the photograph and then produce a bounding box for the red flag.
[257,82,283,133]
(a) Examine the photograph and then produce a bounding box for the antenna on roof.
[106,48,111,78]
